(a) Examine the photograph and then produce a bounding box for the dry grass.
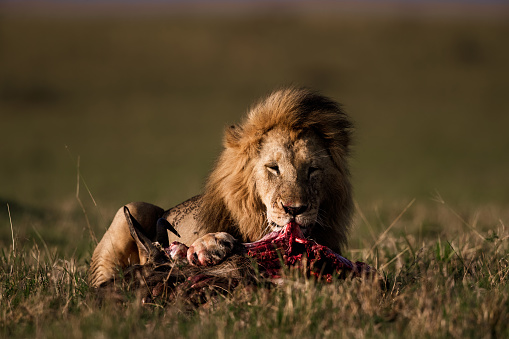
[1,200,508,338]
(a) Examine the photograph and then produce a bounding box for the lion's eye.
[266,164,280,175]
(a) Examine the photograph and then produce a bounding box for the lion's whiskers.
[262,223,272,236]
[316,210,332,229]
[260,213,274,236]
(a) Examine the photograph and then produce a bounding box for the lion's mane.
[198,87,353,253]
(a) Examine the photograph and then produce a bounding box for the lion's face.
[253,129,333,235]
[200,87,352,251]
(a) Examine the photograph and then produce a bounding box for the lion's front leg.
[187,232,239,266]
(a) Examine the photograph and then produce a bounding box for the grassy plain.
[1,4,509,338]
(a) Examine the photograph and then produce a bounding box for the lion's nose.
[282,204,308,217]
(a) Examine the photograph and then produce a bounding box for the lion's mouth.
[269,220,314,236]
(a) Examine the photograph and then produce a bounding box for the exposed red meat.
[242,222,374,282]
[166,222,374,282]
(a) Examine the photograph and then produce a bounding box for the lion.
[88,87,353,287]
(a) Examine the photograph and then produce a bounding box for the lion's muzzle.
[282,203,308,217]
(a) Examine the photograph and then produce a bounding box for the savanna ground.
[1,2,509,337]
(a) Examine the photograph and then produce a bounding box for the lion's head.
[199,87,353,254]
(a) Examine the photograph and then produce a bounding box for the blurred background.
[1,0,508,256]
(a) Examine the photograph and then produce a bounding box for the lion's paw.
[187,232,238,266]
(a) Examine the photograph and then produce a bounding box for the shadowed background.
[1,1,508,257]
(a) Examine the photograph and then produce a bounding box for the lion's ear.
[224,124,243,149]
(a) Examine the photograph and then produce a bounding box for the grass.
[1,199,508,338]
[1,3,509,338]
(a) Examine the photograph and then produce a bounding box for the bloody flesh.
[166,222,374,282]
[242,222,374,282]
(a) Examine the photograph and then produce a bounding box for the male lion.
[88,87,353,287]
